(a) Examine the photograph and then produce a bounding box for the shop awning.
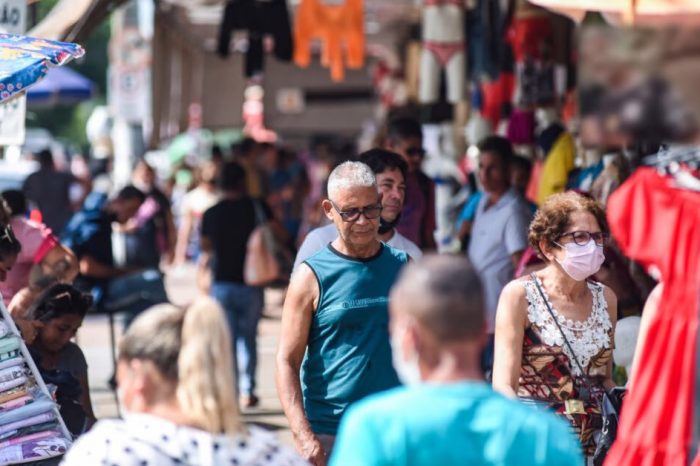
[0,33,85,103]
[28,0,130,42]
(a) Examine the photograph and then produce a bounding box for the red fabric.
[526,159,543,205]
[507,16,554,63]
[605,168,700,466]
[480,73,515,128]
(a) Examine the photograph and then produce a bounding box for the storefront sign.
[277,88,305,114]
[0,0,25,33]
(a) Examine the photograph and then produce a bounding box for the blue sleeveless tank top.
[301,243,407,434]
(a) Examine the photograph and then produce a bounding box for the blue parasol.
[26,66,95,106]
[0,33,84,103]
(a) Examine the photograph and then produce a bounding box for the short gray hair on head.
[327,161,376,201]
[391,254,485,341]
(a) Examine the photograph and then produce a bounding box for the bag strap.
[251,199,267,226]
[530,273,596,393]
[251,199,278,253]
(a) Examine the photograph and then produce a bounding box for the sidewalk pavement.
[75,263,294,446]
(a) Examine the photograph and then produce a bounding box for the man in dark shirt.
[384,117,436,251]
[23,149,83,236]
[65,186,167,323]
[200,161,270,408]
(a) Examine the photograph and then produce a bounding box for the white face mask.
[554,239,605,281]
[390,324,422,385]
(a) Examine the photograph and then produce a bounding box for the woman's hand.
[8,287,39,319]
[14,317,43,345]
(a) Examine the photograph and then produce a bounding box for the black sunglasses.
[406,147,426,158]
[330,201,382,222]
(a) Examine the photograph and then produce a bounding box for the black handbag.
[531,274,624,466]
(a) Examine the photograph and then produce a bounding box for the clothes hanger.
[642,145,700,192]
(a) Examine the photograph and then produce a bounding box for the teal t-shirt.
[330,382,584,466]
[302,243,407,435]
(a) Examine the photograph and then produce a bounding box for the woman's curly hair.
[528,192,609,260]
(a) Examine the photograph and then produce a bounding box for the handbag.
[243,199,294,286]
[531,274,624,466]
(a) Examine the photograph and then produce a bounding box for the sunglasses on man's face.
[330,201,383,222]
[405,147,426,158]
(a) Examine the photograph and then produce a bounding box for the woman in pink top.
[0,191,79,318]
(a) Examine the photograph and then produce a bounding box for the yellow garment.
[537,131,575,204]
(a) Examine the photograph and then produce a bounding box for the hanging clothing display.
[480,73,515,128]
[590,154,632,207]
[294,0,365,82]
[419,0,466,104]
[514,57,555,107]
[217,0,294,77]
[372,55,407,112]
[466,0,514,82]
[536,123,575,204]
[506,108,535,144]
[507,11,553,63]
[605,167,700,466]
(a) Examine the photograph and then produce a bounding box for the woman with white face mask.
[492,192,618,460]
[60,298,306,466]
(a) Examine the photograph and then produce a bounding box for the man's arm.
[31,243,79,289]
[9,244,80,317]
[197,235,213,295]
[505,206,530,270]
[276,264,325,466]
[78,255,125,280]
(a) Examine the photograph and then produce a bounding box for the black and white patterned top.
[59,414,308,466]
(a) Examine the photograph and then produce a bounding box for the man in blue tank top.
[277,161,409,466]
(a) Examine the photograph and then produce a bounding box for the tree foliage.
[27,0,110,152]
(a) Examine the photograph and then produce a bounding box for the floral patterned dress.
[517,275,613,456]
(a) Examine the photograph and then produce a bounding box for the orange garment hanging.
[294,0,364,81]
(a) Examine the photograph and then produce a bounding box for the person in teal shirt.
[330,255,583,466]
[277,161,408,466]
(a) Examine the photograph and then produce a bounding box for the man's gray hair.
[391,255,485,341]
[327,161,376,201]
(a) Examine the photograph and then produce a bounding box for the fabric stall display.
[536,123,575,205]
[480,74,516,128]
[0,311,72,464]
[605,167,700,466]
[506,108,535,145]
[514,55,555,107]
[466,0,516,127]
[466,0,513,82]
[508,1,555,104]
[419,0,466,104]
[589,153,632,207]
[507,5,553,63]
[372,53,408,114]
[217,0,293,77]
[294,0,364,81]
[571,158,604,193]
[525,156,543,205]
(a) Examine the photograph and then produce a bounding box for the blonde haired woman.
[61,298,307,466]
